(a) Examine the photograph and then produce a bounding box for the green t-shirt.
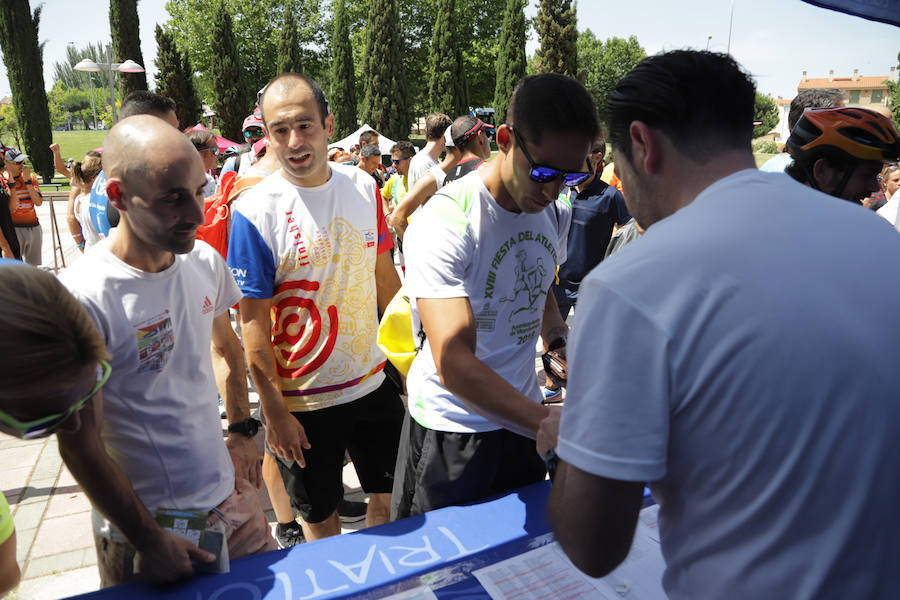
[0,491,13,544]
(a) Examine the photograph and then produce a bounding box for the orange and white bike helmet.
[786,107,900,197]
[787,107,900,163]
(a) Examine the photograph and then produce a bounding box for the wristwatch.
[227,417,261,438]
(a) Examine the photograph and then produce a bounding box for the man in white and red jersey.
[227,73,403,541]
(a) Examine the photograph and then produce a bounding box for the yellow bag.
[377,288,425,376]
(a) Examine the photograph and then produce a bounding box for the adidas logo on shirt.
[201,296,214,315]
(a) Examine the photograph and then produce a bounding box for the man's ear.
[106,178,127,211]
[812,157,839,190]
[628,121,663,176]
[496,124,512,151]
[325,113,335,139]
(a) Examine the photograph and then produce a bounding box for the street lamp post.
[87,74,98,131]
[706,35,712,51]
[73,43,145,126]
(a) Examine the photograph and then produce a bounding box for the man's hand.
[49,143,61,153]
[22,166,31,180]
[537,405,562,457]
[265,407,310,467]
[134,530,215,584]
[225,433,261,488]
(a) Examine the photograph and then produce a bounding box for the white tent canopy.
[329,124,398,156]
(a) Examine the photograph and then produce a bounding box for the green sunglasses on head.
[0,359,111,439]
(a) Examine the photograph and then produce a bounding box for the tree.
[178,53,202,128]
[362,0,410,140]
[534,0,577,77]
[52,42,112,91]
[0,0,54,182]
[110,0,149,95]
[493,0,527,123]
[209,3,251,142]
[0,103,23,149]
[331,0,356,138]
[155,25,200,130]
[165,0,330,101]
[577,31,646,119]
[885,51,900,124]
[47,81,93,129]
[426,0,468,117]
[754,92,779,138]
[277,5,303,75]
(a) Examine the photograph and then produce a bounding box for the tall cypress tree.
[0,0,53,182]
[110,0,149,95]
[209,3,249,142]
[534,0,577,77]
[277,6,303,75]
[331,0,356,138]
[493,0,527,124]
[362,0,409,141]
[154,25,200,130]
[427,0,468,117]
[178,53,202,128]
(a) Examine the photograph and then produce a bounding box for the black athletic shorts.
[390,412,547,520]
[276,377,404,523]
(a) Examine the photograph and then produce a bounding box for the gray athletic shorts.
[15,225,42,266]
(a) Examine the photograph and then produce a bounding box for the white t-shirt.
[408,151,438,187]
[427,163,447,190]
[59,238,240,533]
[203,172,217,198]
[559,169,900,599]
[404,172,572,433]
[757,151,792,173]
[876,187,900,230]
[227,164,392,412]
[73,192,101,248]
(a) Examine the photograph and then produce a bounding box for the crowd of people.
[1,48,900,599]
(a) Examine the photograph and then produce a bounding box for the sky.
[0,0,896,103]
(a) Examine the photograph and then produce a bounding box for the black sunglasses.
[243,127,264,139]
[508,125,593,188]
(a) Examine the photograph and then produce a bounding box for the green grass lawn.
[51,129,107,164]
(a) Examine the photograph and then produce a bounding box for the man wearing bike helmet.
[785,106,900,204]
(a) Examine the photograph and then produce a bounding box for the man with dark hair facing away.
[387,115,490,238]
[408,113,452,186]
[392,73,598,519]
[541,50,900,599]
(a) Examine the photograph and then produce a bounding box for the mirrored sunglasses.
[509,125,593,188]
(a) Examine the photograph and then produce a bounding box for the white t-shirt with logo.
[227,164,392,412]
[404,172,571,433]
[59,237,240,535]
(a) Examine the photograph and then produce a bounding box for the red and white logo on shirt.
[201,296,214,315]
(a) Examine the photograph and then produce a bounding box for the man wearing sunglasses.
[58,116,275,587]
[392,73,598,519]
[221,111,266,178]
